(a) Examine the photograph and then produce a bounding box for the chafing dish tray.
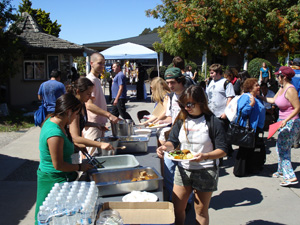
[85,154,139,171]
[117,135,149,153]
[89,167,163,196]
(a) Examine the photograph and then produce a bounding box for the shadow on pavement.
[210,187,263,210]
[0,155,38,225]
[245,220,285,225]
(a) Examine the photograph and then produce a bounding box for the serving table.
[79,130,164,202]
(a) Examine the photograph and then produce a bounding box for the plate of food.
[122,191,158,202]
[165,149,196,162]
[146,122,171,129]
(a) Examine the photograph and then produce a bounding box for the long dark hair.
[173,85,212,142]
[54,93,82,117]
[43,93,82,127]
[66,77,94,95]
[177,85,212,121]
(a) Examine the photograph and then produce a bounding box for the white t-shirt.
[85,72,107,124]
[206,77,235,117]
[165,93,181,124]
[178,116,214,170]
[186,71,193,79]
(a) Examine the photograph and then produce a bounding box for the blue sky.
[10,0,165,45]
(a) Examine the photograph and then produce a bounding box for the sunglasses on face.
[180,102,196,109]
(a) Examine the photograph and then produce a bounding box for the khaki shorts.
[174,165,219,192]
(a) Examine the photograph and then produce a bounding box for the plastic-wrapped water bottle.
[80,203,93,225]
[65,195,76,224]
[38,205,50,225]
[96,209,123,225]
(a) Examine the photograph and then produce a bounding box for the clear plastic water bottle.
[37,205,50,225]
[96,210,123,225]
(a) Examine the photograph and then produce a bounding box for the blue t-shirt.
[260,67,269,78]
[38,80,66,113]
[112,71,127,99]
[291,69,300,99]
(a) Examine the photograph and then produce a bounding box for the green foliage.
[0,107,34,132]
[18,0,61,37]
[146,0,300,67]
[248,58,273,78]
[73,56,86,76]
[146,66,166,79]
[0,0,23,87]
[139,27,161,36]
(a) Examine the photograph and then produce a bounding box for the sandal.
[272,172,283,178]
[280,180,298,187]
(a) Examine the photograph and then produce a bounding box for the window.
[24,61,46,80]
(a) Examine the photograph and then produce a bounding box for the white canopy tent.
[100,42,160,75]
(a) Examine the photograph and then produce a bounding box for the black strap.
[168,92,175,110]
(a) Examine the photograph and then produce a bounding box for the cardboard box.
[98,202,175,225]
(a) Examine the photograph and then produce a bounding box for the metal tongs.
[82,151,106,169]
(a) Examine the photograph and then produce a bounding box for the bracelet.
[78,164,81,171]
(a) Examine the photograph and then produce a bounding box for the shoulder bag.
[227,109,255,148]
[34,101,47,127]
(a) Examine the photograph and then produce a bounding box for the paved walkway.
[1,85,300,224]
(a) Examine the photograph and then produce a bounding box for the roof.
[100,42,158,59]
[83,33,161,51]
[16,12,96,55]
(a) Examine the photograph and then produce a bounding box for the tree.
[18,0,61,37]
[0,0,23,96]
[139,27,161,36]
[146,0,300,67]
[73,56,86,76]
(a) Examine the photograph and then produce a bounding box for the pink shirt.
[275,85,299,120]
[85,72,107,125]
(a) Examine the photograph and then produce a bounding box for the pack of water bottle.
[38,181,99,225]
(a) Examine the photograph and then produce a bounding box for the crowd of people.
[35,53,300,225]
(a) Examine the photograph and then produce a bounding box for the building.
[7,12,95,107]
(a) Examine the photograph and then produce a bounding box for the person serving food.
[156,85,227,225]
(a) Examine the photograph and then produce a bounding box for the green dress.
[35,118,77,224]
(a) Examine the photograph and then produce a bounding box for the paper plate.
[122,191,158,202]
[164,151,196,162]
[134,128,152,135]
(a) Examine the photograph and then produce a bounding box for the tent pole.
[157,57,160,77]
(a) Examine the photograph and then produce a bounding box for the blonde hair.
[150,77,170,104]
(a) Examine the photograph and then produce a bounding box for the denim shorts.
[174,166,219,192]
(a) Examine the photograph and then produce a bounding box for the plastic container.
[96,209,123,225]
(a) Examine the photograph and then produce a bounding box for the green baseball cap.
[164,67,182,79]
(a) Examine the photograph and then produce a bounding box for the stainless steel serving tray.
[89,167,163,196]
[85,154,139,172]
[117,135,149,153]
